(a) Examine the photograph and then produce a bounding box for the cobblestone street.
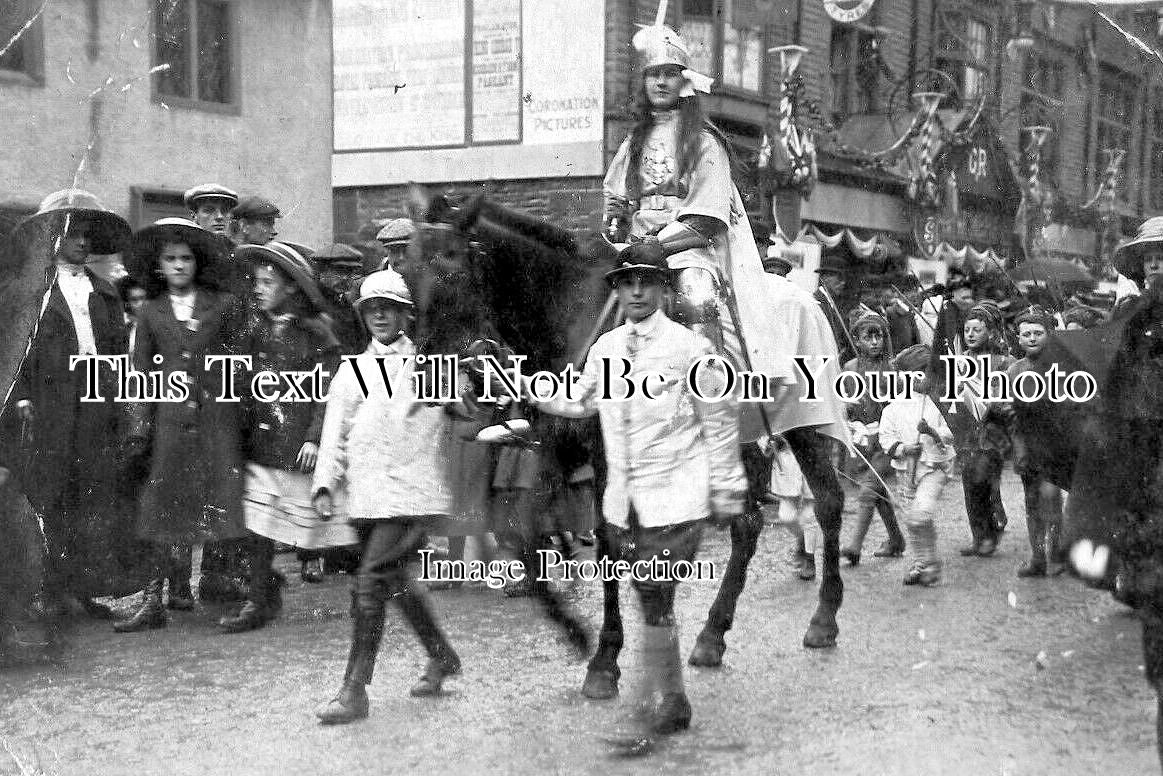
[0,469,1155,775]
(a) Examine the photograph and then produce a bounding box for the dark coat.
[814,288,854,364]
[239,312,340,470]
[2,270,126,514]
[128,289,247,544]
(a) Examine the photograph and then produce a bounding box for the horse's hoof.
[803,622,839,649]
[581,668,619,700]
[687,635,725,667]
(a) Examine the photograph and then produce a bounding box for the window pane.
[0,0,30,72]
[723,23,760,91]
[196,0,231,103]
[683,18,714,76]
[722,0,761,92]
[155,0,191,98]
[966,19,988,61]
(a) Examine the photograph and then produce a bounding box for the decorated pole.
[907,91,944,206]
[764,44,813,248]
[1021,124,1053,262]
[1094,147,1126,276]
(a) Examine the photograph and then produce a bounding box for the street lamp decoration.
[906,91,945,208]
[1019,124,1054,261]
[758,44,817,243]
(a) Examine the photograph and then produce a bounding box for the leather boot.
[218,601,269,633]
[877,497,906,555]
[397,583,460,696]
[649,624,691,736]
[314,679,369,725]
[113,579,167,632]
[841,505,874,566]
[345,608,386,686]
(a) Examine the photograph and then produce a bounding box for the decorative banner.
[824,0,876,23]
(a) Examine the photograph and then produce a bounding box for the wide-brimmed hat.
[126,217,229,285]
[12,189,132,256]
[353,268,413,309]
[235,241,326,312]
[1113,216,1163,282]
[183,183,238,210]
[604,247,672,285]
[762,250,793,273]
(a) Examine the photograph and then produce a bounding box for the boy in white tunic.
[530,247,745,754]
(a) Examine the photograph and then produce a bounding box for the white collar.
[56,263,88,279]
[627,308,665,338]
[369,334,411,356]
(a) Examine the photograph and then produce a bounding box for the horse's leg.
[513,485,591,659]
[786,427,844,648]
[689,442,766,667]
[581,520,623,699]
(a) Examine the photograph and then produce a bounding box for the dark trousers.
[606,514,703,627]
[345,519,458,685]
[244,533,275,607]
[961,449,1003,545]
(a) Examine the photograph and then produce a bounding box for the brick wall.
[0,0,334,246]
[334,177,606,247]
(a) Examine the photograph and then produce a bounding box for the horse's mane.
[417,194,610,373]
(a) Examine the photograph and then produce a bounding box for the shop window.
[0,0,44,84]
[1019,53,1064,185]
[154,0,237,110]
[679,0,770,96]
[936,9,993,103]
[1096,66,1137,202]
[829,21,879,124]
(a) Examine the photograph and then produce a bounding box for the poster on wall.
[471,0,522,143]
[333,0,466,150]
[332,0,604,182]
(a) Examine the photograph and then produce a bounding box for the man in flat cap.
[184,184,238,238]
[231,195,281,247]
[376,218,414,272]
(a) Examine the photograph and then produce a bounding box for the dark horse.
[402,188,844,698]
[1016,287,1163,768]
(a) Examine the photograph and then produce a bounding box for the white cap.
[353,268,412,308]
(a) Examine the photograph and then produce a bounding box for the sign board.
[332,0,605,184]
[824,0,876,23]
[940,121,1022,207]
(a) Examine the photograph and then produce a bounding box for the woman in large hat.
[113,218,248,632]
[217,241,352,632]
[2,189,134,618]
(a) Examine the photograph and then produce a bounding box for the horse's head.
[399,186,496,359]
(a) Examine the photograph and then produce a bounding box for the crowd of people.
[3,7,1162,761]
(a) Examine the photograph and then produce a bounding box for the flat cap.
[232,195,281,220]
[376,218,415,244]
[183,183,238,209]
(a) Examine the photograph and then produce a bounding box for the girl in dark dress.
[218,242,349,633]
[114,218,247,632]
